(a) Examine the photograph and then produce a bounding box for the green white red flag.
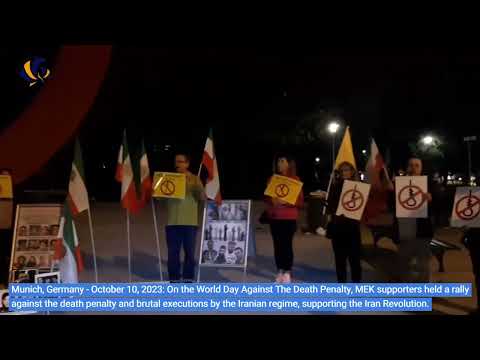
[201,129,222,204]
[363,138,390,223]
[115,130,140,213]
[139,139,152,204]
[53,201,84,283]
[67,139,89,216]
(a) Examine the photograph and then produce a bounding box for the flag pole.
[126,209,132,283]
[322,167,335,216]
[197,163,202,177]
[86,207,99,283]
[383,166,391,182]
[150,198,163,281]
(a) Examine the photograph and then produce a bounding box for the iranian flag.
[53,202,84,283]
[139,139,152,204]
[115,130,140,213]
[67,139,89,216]
[365,138,390,188]
[201,129,222,204]
[363,138,390,223]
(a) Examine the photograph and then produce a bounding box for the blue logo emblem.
[19,57,51,87]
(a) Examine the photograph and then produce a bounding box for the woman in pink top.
[264,154,304,283]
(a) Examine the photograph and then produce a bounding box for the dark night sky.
[1,47,480,200]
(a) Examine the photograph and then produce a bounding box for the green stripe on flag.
[63,200,76,255]
[74,138,86,181]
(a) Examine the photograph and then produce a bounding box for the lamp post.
[327,121,340,169]
[464,136,477,185]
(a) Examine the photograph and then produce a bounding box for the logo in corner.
[19,57,51,87]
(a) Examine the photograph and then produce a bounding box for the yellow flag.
[335,126,357,170]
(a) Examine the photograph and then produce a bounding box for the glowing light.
[422,135,434,145]
[327,122,340,134]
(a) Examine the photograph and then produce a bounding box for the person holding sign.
[463,228,480,315]
[395,157,433,283]
[325,162,363,283]
[264,154,304,284]
[451,187,480,314]
[165,153,206,283]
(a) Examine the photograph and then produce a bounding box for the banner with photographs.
[9,204,63,283]
[199,200,251,268]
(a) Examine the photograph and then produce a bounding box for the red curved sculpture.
[0,46,112,184]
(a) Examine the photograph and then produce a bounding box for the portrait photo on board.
[35,272,61,284]
[0,290,9,313]
[11,269,38,283]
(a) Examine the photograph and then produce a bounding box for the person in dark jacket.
[395,157,433,283]
[463,228,480,315]
[326,161,362,283]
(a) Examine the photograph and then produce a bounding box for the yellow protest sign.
[0,175,13,199]
[264,175,303,205]
[152,172,186,199]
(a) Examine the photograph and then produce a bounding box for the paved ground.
[67,201,477,315]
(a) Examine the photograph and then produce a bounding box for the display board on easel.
[197,200,251,282]
[8,204,63,284]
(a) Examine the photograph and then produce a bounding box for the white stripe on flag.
[205,157,220,199]
[122,155,134,198]
[140,153,150,182]
[69,163,89,213]
[204,137,214,158]
[59,242,78,283]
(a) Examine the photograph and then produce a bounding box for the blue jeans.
[165,225,197,281]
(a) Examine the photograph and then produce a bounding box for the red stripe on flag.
[75,246,84,272]
[215,191,222,205]
[115,164,123,183]
[374,152,385,171]
[202,152,214,180]
[141,177,152,203]
[66,194,80,217]
[122,182,141,214]
[53,238,66,261]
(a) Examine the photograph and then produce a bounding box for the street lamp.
[327,121,340,169]
[422,135,434,145]
[464,136,477,185]
[328,122,340,134]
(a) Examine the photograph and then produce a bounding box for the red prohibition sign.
[160,179,176,195]
[455,192,480,220]
[341,187,364,212]
[398,182,426,210]
[275,183,290,198]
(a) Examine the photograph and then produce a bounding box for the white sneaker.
[282,272,292,283]
[275,272,284,283]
